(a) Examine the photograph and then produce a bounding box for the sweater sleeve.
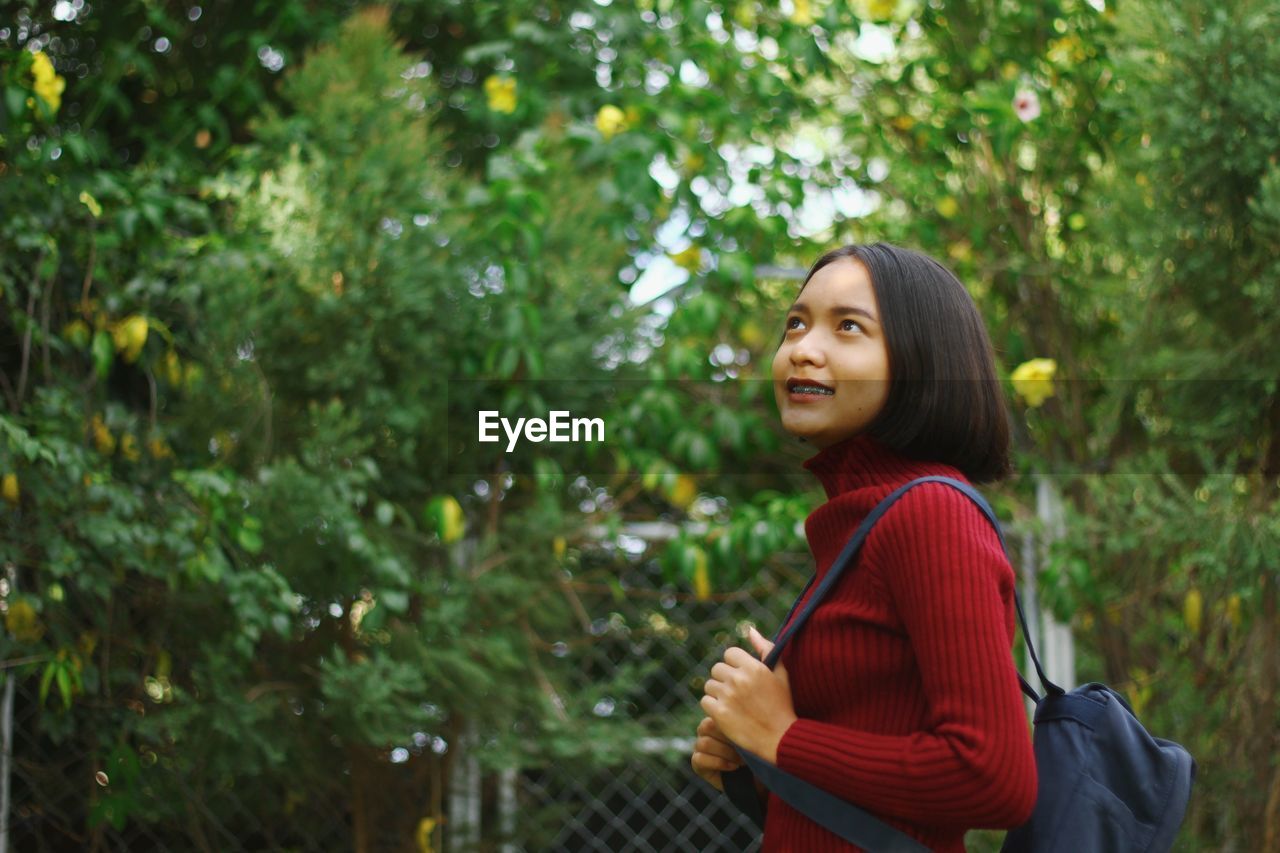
[773,483,1038,828]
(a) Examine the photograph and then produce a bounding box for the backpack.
[721,475,1196,852]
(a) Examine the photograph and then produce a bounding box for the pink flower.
[1013,90,1041,122]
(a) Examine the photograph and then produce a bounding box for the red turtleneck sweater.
[759,432,1037,852]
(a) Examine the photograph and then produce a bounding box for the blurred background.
[2,0,1278,850]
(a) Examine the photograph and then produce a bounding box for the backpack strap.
[722,475,1062,842]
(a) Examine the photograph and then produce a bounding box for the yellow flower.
[1183,588,1202,635]
[4,599,44,643]
[483,75,517,114]
[441,497,464,543]
[91,414,116,455]
[692,547,711,601]
[1047,36,1084,66]
[670,244,702,272]
[680,150,706,177]
[111,315,149,363]
[161,350,183,386]
[553,536,566,559]
[415,816,438,853]
[211,430,236,457]
[935,196,959,219]
[789,0,815,25]
[668,474,698,508]
[2,473,19,506]
[853,0,898,20]
[595,105,628,141]
[147,435,174,460]
[79,191,102,218]
[62,319,91,349]
[1127,677,1151,718]
[30,51,65,113]
[120,433,141,463]
[427,496,465,544]
[947,240,973,263]
[1225,594,1241,630]
[1010,358,1057,407]
[739,320,765,348]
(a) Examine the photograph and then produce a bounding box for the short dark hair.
[798,242,1012,483]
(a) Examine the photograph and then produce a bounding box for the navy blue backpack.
[722,476,1196,852]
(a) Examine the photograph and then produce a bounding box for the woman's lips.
[787,390,833,403]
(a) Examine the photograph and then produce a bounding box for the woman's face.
[771,258,891,450]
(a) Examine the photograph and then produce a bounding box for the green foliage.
[1043,1,1280,844]
[4,0,1280,848]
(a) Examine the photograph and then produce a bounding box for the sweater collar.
[801,431,929,500]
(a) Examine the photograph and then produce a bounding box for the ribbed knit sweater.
[760,432,1037,852]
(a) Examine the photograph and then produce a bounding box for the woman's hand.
[690,715,743,792]
[700,625,798,765]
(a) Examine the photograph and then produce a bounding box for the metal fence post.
[445,534,482,852]
[1035,474,1076,690]
[1018,529,1043,716]
[497,766,517,853]
[447,718,480,852]
[1,561,16,853]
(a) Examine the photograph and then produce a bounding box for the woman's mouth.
[786,378,835,401]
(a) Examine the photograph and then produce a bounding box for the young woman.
[690,243,1037,851]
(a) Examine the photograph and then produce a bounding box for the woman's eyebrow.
[788,301,879,324]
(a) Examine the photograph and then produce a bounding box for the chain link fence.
[3,518,1047,852]
[475,544,813,853]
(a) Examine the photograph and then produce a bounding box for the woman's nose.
[790,333,825,367]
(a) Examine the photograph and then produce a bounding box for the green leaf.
[379,589,409,613]
[118,208,138,240]
[39,662,56,707]
[533,457,562,490]
[91,330,114,379]
[235,525,264,554]
[497,346,519,377]
[4,85,26,119]
[461,40,516,65]
[55,665,72,710]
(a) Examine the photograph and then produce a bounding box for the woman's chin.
[780,411,823,436]
[781,421,825,446]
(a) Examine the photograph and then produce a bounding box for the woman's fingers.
[696,717,747,763]
[697,715,733,744]
[691,742,742,778]
[695,735,743,767]
[689,757,724,792]
[692,715,744,792]
[691,747,739,772]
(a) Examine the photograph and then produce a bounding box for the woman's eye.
[783,317,861,332]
